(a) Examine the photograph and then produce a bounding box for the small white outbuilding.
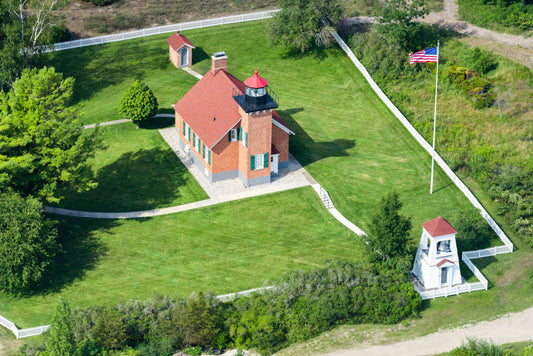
[412,216,462,290]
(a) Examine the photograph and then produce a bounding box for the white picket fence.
[0,313,49,339]
[330,31,514,300]
[46,9,280,52]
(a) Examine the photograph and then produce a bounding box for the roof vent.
[214,51,226,58]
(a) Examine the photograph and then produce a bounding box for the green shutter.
[238,128,242,141]
[208,150,211,164]
[193,132,196,143]
[264,152,269,168]
[187,127,191,141]
[250,155,255,170]
[182,121,185,136]
[202,143,206,158]
[244,131,248,147]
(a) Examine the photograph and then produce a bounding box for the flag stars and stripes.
[409,47,438,65]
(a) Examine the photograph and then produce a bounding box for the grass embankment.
[1,20,528,353]
[0,187,366,328]
[51,122,208,212]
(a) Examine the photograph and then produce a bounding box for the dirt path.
[325,306,533,356]
[343,0,533,68]
[422,0,533,68]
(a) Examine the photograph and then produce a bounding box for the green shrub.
[449,337,505,356]
[459,47,497,75]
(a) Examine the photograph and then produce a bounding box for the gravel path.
[343,0,533,68]
[326,306,533,356]
[422,0,533,50]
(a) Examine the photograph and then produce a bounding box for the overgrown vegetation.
[458,0,533,34]
[17,261,420,355]
[348,26,533,247]
[267,0,343,53]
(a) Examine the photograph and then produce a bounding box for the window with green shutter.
[202,143,206,158]
[250,155,255,170]
[264,152,269,168]
[182,121,185,136]
[244,131,248,147]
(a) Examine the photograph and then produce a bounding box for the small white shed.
[412,216,462,290]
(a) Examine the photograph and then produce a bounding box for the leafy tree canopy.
[0,0,67,91]
[367,192,413,261]
[118,80,158,128]
[0,66,103,203]
[267,0,343,53]
[0,192,58,294]
[377,0,429,51]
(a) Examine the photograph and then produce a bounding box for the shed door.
[180,47,188,66]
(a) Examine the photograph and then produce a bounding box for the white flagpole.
[430,41,439,194]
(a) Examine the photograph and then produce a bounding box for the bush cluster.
[458,0,533,32]
[446,66,495,109]
[19,261,421,355]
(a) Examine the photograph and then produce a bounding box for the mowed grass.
[43,38,200,125]
[183,21,476,236]
[50,122,208,212]
[2,19,524,337]
[0,187,366,328]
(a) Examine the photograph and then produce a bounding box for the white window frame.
[255,153,264,170]
[230,129,238,142]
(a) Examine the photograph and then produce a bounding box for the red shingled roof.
[422,216,457,237]
[175,69,244,149]
[437,259,454,267]
[175,69,293,149]
[166,32,195,51]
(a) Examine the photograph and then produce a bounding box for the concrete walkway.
[326,306,533,356]
[182,66,203,79]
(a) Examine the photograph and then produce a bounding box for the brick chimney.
[211,51,227,75]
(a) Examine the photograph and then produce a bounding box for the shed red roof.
[437,259,454,267]
[175,69,293,149]
[244,70,268,88]
[422,216,457,237]
[166,32,195,51]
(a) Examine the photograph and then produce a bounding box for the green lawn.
[50,122,208,212]
[1,19,527,348]
[43,38,199,125]
[0,187,366,328]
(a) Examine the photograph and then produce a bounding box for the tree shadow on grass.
[26,216,118,297]
[141,116,175,129]
[277,108,356,166]
[58,147,192,212]
[44,40,170,104]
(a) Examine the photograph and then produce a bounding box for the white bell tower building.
[412,216,463,290]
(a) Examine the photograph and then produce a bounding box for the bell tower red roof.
[244,70,268,88]
[421,216,457,237]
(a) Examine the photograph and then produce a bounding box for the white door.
[271,154,279,175]
[440,267,449,286]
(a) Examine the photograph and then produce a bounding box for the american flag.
[409,47,438,65]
